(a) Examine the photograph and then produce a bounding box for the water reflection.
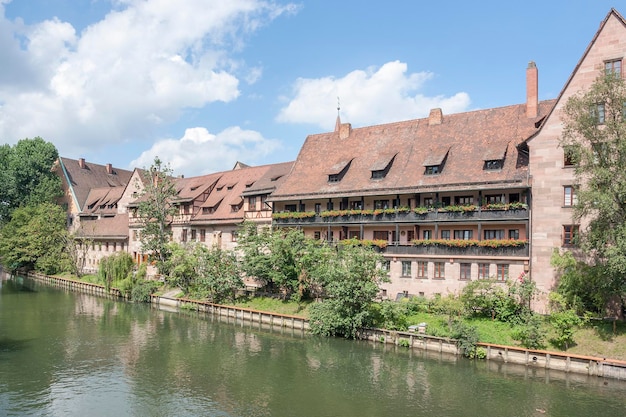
[1,276,625,417]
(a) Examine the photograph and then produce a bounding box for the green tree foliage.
[0,138,62,223]
[136,157,178,273]
[548,293,584,350]
[195,245,243,303]
[98,252,135,291]
[460,278,534,324]
[560,71,626,304]
[0,203,68,274]
[309,244,388,339]
[164,242,244,303]
[237,222,327,301]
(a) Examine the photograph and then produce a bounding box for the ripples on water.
[1,277,626,417]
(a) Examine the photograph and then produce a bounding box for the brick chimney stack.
[429,108,443,125]
[78,158,86,169]
[106,163,113,174]
[526,61,538,118]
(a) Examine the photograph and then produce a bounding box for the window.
[484,229,505,240]
[605,59,622,76]
[350,201,362,210]
[484,160,503,170]
[371,170,385,179]
[191,230,197,241]
[181,229,188,242]
[434,262,445,279]
[441,196,451,206]
[423,230,432,240]
[564,186,577,207]
[563,225,579,246]
[593,103,605,124]
[374,200,390,209]
[424,165,440,175]
[285,204,297,212]
[455,196,474,205]
[460,263,472,280]
[231,231,238,242]
[349,230,360,239]
[401,261,412,277]
[200,229,206,242]
[478,263,490,279]
[373,231,389,240]
[484,194,504,204]
[564,149,575,167]
[315,203,321,213]
[509,193,520,203]
[496,264,509,281]
[407,230,415,242]
[314,231,321,240]
[440,230,451,240]
[231,204,241,212]
[454,230,473,240]
[381,260,390,272]
[417,261,428,278]
[260,195,268,209]
[423,197,434,207]
[248,196,257,211]
[508,229,520,240]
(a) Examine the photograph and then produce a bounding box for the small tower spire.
[335,96,341,132]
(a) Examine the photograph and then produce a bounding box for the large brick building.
[57,9,626,310]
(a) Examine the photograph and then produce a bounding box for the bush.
[131,280,160,303]
[511,313,546,349]
[451,320,481,358]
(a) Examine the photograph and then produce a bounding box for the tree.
[0,138,62,223]
[237,222,325,301]
[136,157,178,273]
[308,244,388,339]
[559,71,626,307]
[0,203,69,274]
[196,245,243,303]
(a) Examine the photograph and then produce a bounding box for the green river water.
[1,275,626,417]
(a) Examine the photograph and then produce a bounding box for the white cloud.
[276,60,471,130]
[0,0,293,156]
[130,126,281,176]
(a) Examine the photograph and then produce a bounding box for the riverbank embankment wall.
[25,272,626,381]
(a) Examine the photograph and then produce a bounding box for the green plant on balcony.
[413,206,430,215]
[340,238,388,248]
[439,204,477,213]
[272,211,316,220]
[481,202,528,211]
[411,239,527,248]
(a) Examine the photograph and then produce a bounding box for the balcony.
[383,241,529,258]
[272,204,529,226]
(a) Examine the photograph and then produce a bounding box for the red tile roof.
[271,101,555,200]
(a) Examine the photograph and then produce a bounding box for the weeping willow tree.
[98,252,134,291]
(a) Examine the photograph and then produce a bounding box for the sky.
[0,0,622,176]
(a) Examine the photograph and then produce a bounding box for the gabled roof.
[58,157,133,211]
[241,161,294,196]
[191,163,283,224]
[172,173,222,203]
[75,213,129,239]
[271,101,555,200]
[528,8,626,141]
[82,186,125,215]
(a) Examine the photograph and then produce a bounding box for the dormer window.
[484,160,503,170]
[424,165,440,175]
[483,143,508,171]
[370,154,396,180]
[327,159,352,183]
[423,146,449,176]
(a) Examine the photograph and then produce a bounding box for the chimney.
[339,122,352,139]
[78,158,86,169]
[526,61,538,118]
[429,108,443,125]
[106,163,113,174]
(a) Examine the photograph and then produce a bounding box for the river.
[1,275,625,417]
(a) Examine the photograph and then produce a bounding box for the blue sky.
[0,0,621,176]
